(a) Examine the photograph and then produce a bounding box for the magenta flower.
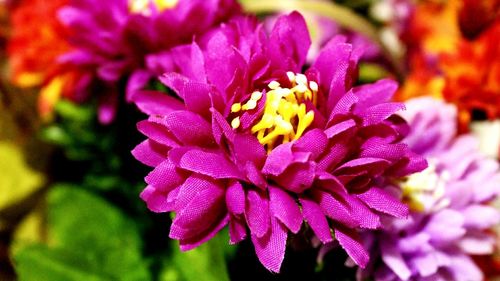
[359,97,500,281]
[132,12,426,272]
[57,0,240,123]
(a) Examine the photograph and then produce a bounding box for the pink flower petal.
[300,197,333,243]
[251,217,288,273]
[245,189,270,238]
[269,186,302,233]
[179,149,243,179]
[335,227,369,268]
[226,181,245,215]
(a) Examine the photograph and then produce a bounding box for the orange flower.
[7,0,70,88]
[7,0,89,120]
[396,0,461,102]
[397,0,500,131]
[458,0,500,39]
[441,20,500,129]
[37,69,91,120]
[404,0,462,56]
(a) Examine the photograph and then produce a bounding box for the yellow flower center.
[400,161,450,212]
[129,0,178,15]
[231,72,317,152]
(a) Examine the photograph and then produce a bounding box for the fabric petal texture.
[360,97,500,281]
[132,11,427,272]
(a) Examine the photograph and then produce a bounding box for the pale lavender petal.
[447,254,483,281]
[462,205,500,229]
[380,240,412,280]
[424,209,466,244]
[458,232,496,255]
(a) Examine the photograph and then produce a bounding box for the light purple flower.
[359,97,500,281]
[57,0,240,123]
[132,12,426,272]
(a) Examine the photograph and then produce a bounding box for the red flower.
[7,0,70,87]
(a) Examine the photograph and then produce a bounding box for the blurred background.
[0,0,499,280]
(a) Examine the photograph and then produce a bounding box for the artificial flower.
[57,0,240,123]
[132,12,426,272]
[440,20,500,129]
[458,0,499,40]
[7,0,70,88]
[396,0,462,102]
[397,0,500,131]
[263,0,383,66]
[359,97,500,281]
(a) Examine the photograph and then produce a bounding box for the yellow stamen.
[295,108,314,140]
[129,0,178,15]
[231,103,242,113]
[230,72,318,152]
[399,161,450,212]
[155,0,178,10]
[251,113,275,133]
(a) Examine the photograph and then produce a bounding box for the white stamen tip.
[251,91,263,101]
[231,117,241,129]
[309,81,318,92]
[296,74,307,85]
[296,84,308,93]
[286,72,296,83]
[268,81,280,90]
[276,88,291,97]
[243,99,257,110]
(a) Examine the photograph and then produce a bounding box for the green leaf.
[54,100,94,122]
[358,63,390,83]
[14,185,151,281]
[159,233,231,281]
[10,204,45,256]
[15,245,110,281]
